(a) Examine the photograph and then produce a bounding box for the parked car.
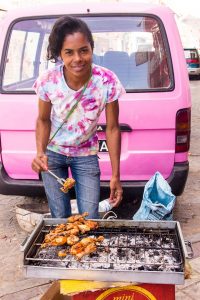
[184,48,200,79]
[0,2,191,200]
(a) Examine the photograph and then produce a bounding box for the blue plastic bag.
[133,171,176,221]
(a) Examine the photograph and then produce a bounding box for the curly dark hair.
[47,16,94,62]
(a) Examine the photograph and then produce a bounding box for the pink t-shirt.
[33,63,125,156]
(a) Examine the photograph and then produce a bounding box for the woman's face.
[60,32,93,80]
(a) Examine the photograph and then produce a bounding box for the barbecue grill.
[23,218,188,285]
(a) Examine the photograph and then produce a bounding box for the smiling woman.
[31,15,125,219]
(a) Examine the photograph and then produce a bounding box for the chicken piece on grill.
[70,236,104,259]
[77,219,99,233]
[49,236,68,246]
[41,213,101,252]
[67,212,89,223]
[65,223,79,230]
[58,250,68,258]
[66,235,80,246]
[79,236,104,246]
[83,220,99,230]
[66,227,80,236]
[44,224,67,241]
[44,225,80,243]
[44,232,58,243]
[50,223,66,234]
[42,236,68,248]
[70,242,84,256]
[77,224,91,234]
[75,242,97,260]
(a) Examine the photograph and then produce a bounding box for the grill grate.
[25,225,183,272]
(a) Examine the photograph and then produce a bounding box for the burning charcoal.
[97,251,108,263]
[148,249,154,257]
[89,252,99,258]
[117,248,127,263]
[127,236,136,246]
[117,248,126,256]
[100,235,110,246]
[162,236,170,243]
[128,249,136,263]
[109,252,117,262]
[157,265,165,271]
[104,246,110,253]
[154,250,160,256]
[110,262,114,269]
[135,248,140,254]
[37,251,47,259]
[109,236,118,246]
[116,264,125,270]
[97,247,104,253]
[65,262,72,268]
[172,250,180,261]
[135,235,145,246]
[149,241,154,247]
[150,265,160,271]
[90,263,110,269]
[118,234,128,246]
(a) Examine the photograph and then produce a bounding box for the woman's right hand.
[31,153,48,173]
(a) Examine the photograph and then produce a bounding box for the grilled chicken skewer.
[47,170,75,193]
[40,212,104,260]
[70,236,104,260]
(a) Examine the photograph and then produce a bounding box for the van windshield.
[2,16,172,92]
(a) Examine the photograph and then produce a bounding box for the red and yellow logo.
[96,286,157,300]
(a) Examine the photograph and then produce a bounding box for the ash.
[30,231,183,273]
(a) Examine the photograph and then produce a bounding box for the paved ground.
[1,157,200,300]
[0,80,200,299]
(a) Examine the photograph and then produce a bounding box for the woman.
[31,16,125,219]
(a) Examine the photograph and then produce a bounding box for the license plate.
[98,140,108,152]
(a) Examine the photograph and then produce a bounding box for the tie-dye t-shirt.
[33,63,125,157]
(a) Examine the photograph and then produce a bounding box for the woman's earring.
[57,56,62,63]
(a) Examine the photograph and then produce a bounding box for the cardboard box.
[41,281,175,300]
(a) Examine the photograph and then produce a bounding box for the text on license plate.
[98,140,108,152]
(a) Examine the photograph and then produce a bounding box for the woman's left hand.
[109,176,123,207]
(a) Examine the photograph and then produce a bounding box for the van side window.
[3,29,40,90]
[2,16,172,92]
[2,19,56,92]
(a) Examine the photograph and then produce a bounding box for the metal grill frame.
[23,218,187,285]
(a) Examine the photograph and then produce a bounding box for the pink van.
[0,2,191,201]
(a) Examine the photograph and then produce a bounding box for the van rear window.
[2,16,172,92]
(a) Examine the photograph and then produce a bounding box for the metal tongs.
[47,170,75,193]
[47,170,66,186]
